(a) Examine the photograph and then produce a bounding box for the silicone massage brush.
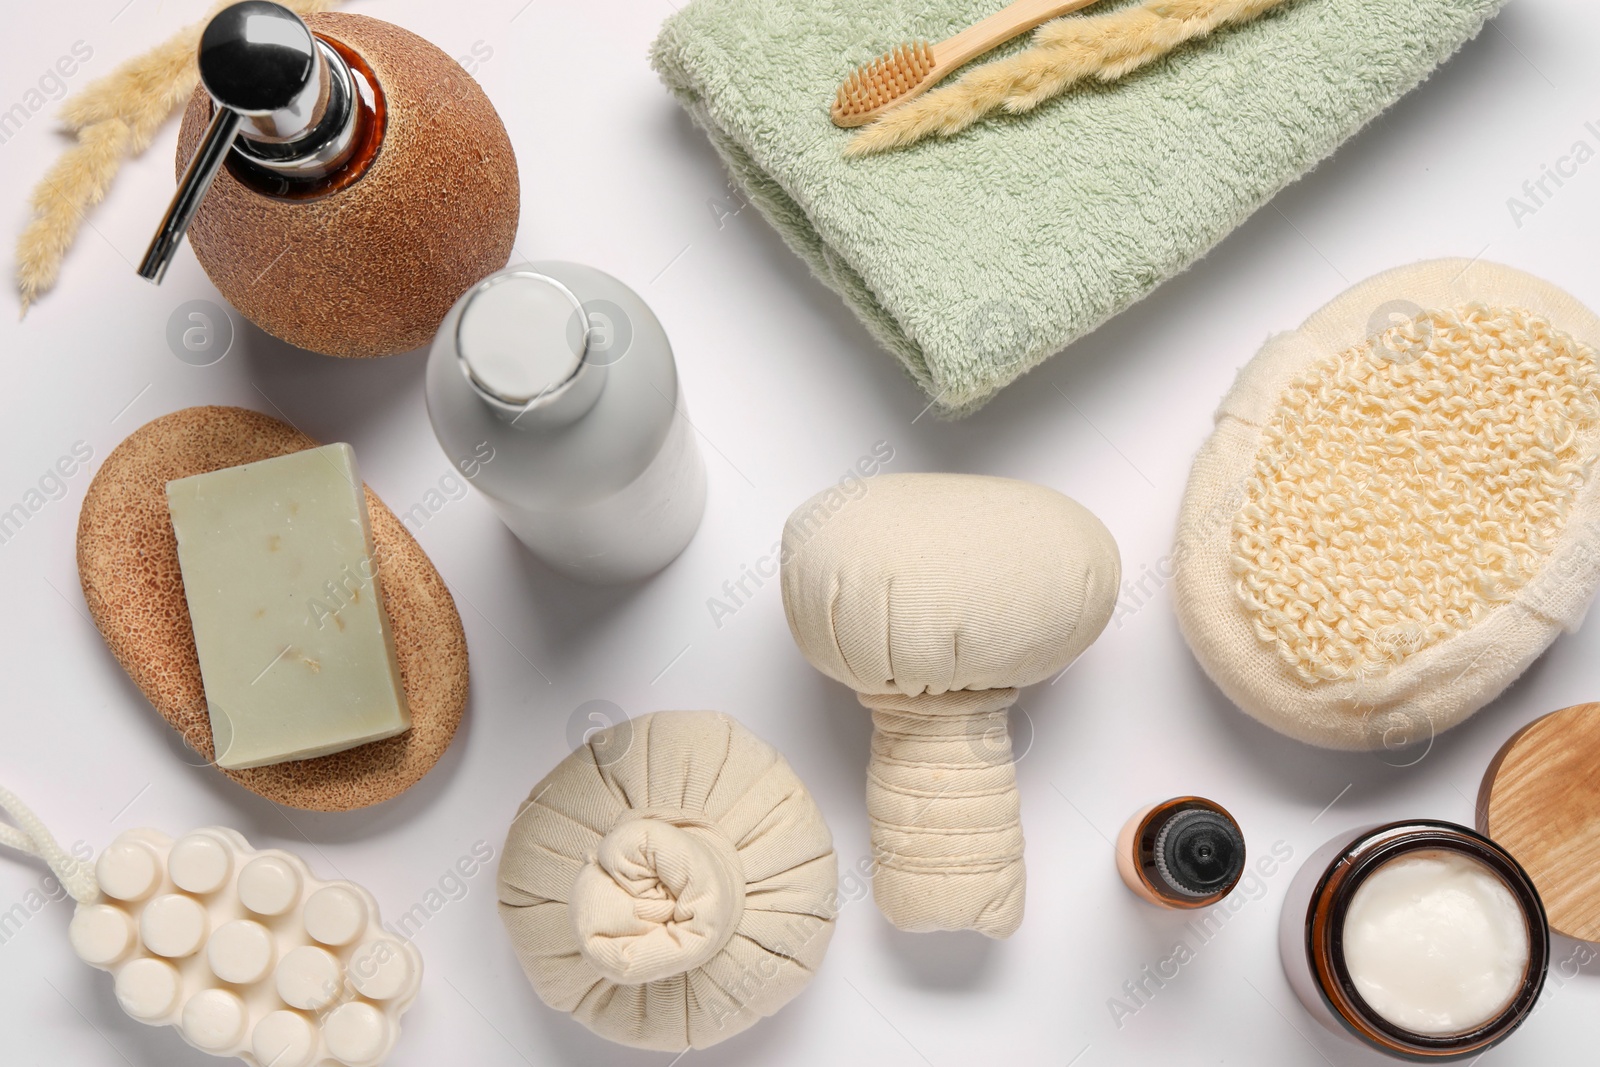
[1175,259,1600,749]
[780,473,1120,937]
[832,0,1103,127]
[0,787,421,1066]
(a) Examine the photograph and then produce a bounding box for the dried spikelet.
[844,0,1289,157]
[15,0,341,313]
[16,121,133,309]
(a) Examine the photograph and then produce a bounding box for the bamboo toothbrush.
[832,0,1105,128]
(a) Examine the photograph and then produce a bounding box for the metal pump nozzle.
[137,0,357,283]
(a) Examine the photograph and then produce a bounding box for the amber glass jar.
[1279,821,1548,1061]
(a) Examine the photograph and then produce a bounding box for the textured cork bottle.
[159,5,519,357]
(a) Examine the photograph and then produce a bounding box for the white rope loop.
[0,785,99,904]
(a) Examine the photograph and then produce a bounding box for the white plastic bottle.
[425,262,706,584]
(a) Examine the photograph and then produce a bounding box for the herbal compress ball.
[497,711,837,1050]
[781,473,1120,938]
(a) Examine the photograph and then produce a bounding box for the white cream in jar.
[1342,849,1530,1035]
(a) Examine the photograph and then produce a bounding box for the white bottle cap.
[457,271,589,406]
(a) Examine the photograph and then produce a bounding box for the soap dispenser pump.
[138,1,519,358]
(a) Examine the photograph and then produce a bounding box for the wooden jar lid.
[77,406,469,812]
[1479,703,1600,943]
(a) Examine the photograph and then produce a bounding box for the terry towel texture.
[652,0,1507,415]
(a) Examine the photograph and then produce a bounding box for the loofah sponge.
[780,473,1120,938]
[496,711,836,1051]
[1176,260,1600,749]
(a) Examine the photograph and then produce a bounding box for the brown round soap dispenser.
[138,1,519,358]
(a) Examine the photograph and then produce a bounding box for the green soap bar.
[165,444,411,770]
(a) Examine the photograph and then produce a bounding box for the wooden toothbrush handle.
[935,0,1103,71]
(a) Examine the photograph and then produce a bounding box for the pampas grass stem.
[16,0,339,313]
[845,0,1291,157]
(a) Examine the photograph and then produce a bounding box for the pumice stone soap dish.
[77,406,469,811]
[1175,259,1600,749]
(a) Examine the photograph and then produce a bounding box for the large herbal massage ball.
[497,711,838,1050]
[780,473,1122,938]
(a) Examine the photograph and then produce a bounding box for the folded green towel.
[652,0,1506,415]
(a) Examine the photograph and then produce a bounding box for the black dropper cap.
[1153,807,1246,898]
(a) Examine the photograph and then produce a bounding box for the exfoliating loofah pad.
[77,406,468,811]
[497,711,837,1051]
[175,12,519,358]
[1175,260,1600,749]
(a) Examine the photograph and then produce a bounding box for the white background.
[2,1,1598,1064]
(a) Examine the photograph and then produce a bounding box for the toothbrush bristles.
[832,41,936,126]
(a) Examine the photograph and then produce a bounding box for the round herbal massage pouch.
[1175,259,1600,750]
[496,710,837,1050]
